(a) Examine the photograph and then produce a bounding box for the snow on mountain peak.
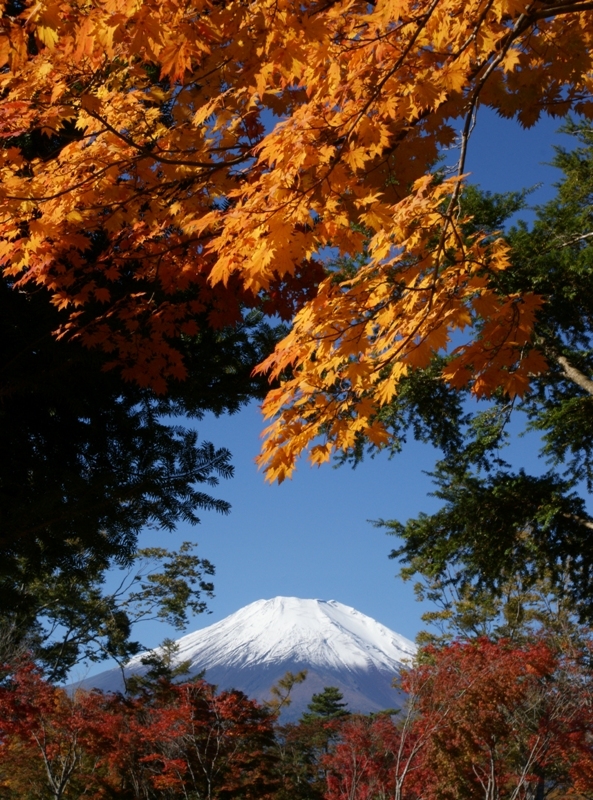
[128,596,417,673]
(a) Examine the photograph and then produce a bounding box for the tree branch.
[555,353,593,396]
[562,512,593,532]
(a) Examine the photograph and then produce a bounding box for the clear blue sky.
[104,110,576,662]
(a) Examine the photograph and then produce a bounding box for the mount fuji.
[74,597,417,718]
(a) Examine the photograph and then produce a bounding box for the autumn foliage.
[1,0,592,478]
[2,635,593,799]
[0,664,277,799]
[0,664,108,798]
[324,637,593,800]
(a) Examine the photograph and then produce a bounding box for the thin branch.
[531,0,593,20]
[556,230,593,248]
[85,109,249,171]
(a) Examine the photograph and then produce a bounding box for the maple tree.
[322,636,593,800]
[410,637,593,800]
[0,254,283,599]
[95,683,278,799]
[322,659,460,800]
[0,663,109,800]
[1,0,593,485]
[3,637,593,800]
[0,660,279,800]
[324,714,404,800]
[0,165,284,662]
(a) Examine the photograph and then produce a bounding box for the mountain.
[74,597,417,718]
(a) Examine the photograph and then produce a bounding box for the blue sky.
[99,109,576,665]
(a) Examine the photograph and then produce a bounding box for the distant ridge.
[74,597,417,718]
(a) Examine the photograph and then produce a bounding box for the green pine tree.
[300,687,350,721]
[272,687,350,800]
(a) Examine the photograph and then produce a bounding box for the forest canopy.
[2,0,593,646]
[2,2,593,790]
[1,0,592,481]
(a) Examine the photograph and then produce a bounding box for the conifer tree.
[301,687,350,722]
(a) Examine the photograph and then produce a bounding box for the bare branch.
[555,353,593,396]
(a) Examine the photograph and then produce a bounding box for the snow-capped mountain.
[74,597,417,718]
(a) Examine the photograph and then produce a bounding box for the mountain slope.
[75,597,417,717]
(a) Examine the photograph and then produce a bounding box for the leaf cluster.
[2,0,593,484]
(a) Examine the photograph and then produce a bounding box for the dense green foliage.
[300,688,350,722]
[0,268,283,674]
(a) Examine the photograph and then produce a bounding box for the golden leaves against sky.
[0,0,592,469]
